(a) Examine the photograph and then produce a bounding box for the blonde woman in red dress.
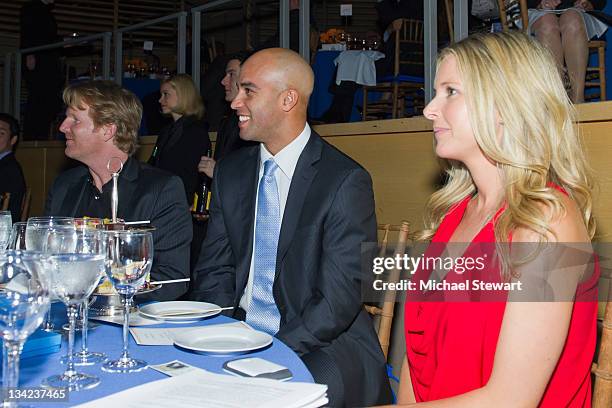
[384,31,599,407]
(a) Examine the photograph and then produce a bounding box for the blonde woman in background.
[384,31,599,407]
[149,73,210,204]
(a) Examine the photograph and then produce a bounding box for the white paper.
[75,370,328,408]
[130,321,250,346]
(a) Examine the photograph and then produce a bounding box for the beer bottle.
[192,148,213,217]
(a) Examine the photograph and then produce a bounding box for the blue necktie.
[247,159,281,334]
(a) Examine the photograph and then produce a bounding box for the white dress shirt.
[239,124,311,311]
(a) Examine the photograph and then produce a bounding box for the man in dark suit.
[45,81,192,301]
[191,48,391,407]
[0,113,26,221]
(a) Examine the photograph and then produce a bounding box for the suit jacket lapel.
[236,147,260,293]
[276,133,321,270]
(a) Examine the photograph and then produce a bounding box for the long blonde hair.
[420,31,595,243]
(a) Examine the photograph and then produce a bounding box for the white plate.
[173,325,273,355]
[139,301,221,322]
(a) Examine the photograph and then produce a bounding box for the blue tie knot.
[263,159,278,177]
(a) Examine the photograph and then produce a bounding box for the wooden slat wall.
[0,0,183,56]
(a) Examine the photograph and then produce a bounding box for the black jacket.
[213,111,257,162]
[148,115,210,204]
[45,157,192,301]
[192,131,391,406]
[0,153,26,221]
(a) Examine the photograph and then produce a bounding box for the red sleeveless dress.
[404,194,599,406]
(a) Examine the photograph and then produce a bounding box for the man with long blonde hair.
[45,81,192,301]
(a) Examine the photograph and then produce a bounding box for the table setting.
[0,199,325,406]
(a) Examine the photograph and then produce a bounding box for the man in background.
[198,51,255,179]
[0,113,26,221]
[20,0,63,140]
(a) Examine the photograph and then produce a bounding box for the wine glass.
[0,210,12,250]
[25,217,74,252]
[102,230,153,373]
[8,222,27,250]
[63,218,107,366]
[26,216,75,331]
[41,229,106,391]
[0,251,51,406]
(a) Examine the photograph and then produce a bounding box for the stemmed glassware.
[0,251,51,407]
[8,222,27,250]
[25,216,75,331]
[25,217,75,252]
[63,218,106,366]
[102,230,153,373]
[41,227,106,391]
[0,210,12,250]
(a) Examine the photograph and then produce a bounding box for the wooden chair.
[592,291,611,407]
[585,40,607,101]
[496,0,529,32]
[365,221,411,360]
[362,19,425,121]
[0,193,10,211]
[20,189,32,222]
[496,0,606,101]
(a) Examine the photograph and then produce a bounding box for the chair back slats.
[378,224,391,258]
[368,221,411,360]
[585,41,607,101]
[496,0,529,32]
[363,18,425,121]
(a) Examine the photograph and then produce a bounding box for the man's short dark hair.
[228,51,253,65]
[0,113,20,137]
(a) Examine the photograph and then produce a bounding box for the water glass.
[8,222,27,250]
[25,216,75,332]
[102,230,153,373]
[0,251,51,407]
[25,217,75,252]
[41,249,106,392]
[62,219,107,366]
[0,211,12,250]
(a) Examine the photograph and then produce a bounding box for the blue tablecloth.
[18,304,313,406]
